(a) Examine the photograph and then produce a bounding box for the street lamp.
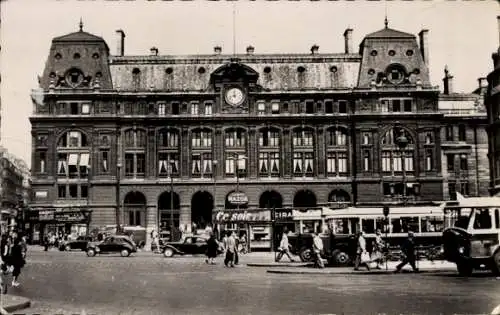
[116,162,122,234]
[167,160,175,240]
[213,160,218,238]
[395,128,409,205]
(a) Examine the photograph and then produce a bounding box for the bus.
[442,194,500,276]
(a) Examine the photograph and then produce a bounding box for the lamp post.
[383,206,390,271]
[213,160,218,239]
[116,162,122,234]
[168,160,175,241]
[395,128,409,205]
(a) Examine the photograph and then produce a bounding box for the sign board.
[39,210,55,221]
[54,211,86,222]
[274,209,293,221]
[227,192,249,205]
[215,210,270,223]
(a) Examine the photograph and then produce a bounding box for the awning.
[68,154,79,166]
[79,153,89,167]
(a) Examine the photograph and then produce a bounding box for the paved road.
[6,250,500,315]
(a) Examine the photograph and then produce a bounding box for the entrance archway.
[191,191,214,229]
[158,191,180,232]
[259,191,283,209]
[293,190,317,208]
[328,190,351,202]
[124,191,147,227]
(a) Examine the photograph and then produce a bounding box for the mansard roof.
[365,27,415,39]
[53,30,106,43]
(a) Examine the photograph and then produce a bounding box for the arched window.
[191,128,212,148]
[225,128,246,148]
[258,127,280,177]
[124,129,146,178]
[132,68,141,90]
[57,131,88,148]
[157,129,180,177]
[380,128,415,173]
[326,127,347,146]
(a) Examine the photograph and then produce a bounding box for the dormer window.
[385,64,406,85]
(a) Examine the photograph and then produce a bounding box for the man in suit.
[395,231,419,273]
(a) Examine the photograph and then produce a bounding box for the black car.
[59,236,93,251]
[86,235,137,257]
[162,236,220,258]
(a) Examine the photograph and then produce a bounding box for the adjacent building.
[29,20,490,245]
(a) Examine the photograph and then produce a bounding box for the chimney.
[116,30,125,56]
[343,28,353,54]
[418,29,429,64]
[443,66,454,95]
[310,44,319,55]
[497,16,500,47]
[150,47,158,56]
[478,77,488,89]
[214,46,222,55]
[246,45,254,55]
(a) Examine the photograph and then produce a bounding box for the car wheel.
[299,247,313,262]
[457,261,473,277]
[492,251,500,275]
[334,250,351,266]
[86,249,96,257]
[65,245,71,252]
[120,249,130,257]
[164,248,174,258]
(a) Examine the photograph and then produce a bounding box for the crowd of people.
[0,232,27,290]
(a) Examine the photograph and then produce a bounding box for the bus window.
[350,218,360,235]
[361,219,375,234]
[421,216,444,233]
[495,209,500,229]
[391,219,402,233]
[375,218,388,233]
[401,217,419,233]
[330,219,349,234]
[473,209,492,230]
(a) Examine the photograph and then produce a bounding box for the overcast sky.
[1,0,499,165]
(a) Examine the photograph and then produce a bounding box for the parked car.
[161,236,220,258]
[59,236,93,251]
[86,235,137,257]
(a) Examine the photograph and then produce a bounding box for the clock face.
[225,88,245,106]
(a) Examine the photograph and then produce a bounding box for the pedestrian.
[0,235,10,273]
[354,231,370,271]
[239,232,248,254]
[312,230,324,269]
[151,229,160,253]
[233,233,240,265]
[371,229,384,269]
[20,235,28,259]
[395,231,419,273]
[276,228,295,262]
[10,237,25,287]
[224,231,236,267]
[205,232,218,265]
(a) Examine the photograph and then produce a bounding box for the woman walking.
[205,233,218,265]
[10,238,25,287]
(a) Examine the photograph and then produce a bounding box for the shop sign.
[54,211,86,222]
[227,192,249,205]
[215,210,270,222]
[39,210,55,221]
[274,209,293,221]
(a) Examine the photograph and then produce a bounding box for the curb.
[266,268,454,275]
[247,263,313,268]
[1,295,31,313]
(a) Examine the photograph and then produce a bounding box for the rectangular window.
[403,99,412,112]
[101,150,109,173]
[257,102,266,115]
[460,155,468,171]
[192,154,202,175]
[39,151,46,173]
[338,100,347,114]
[58,185,66,198]
[382,151,391,172]
[363,151,370,171]
[380,100,388,113]
[304,152,314,174]
[448,183,457,200]
[136,153,145,176]
[201,131,212,147]
[425,149,433,171]
[204,102,212,115]
[446,126,454,141]
[191,132,201,147]
[305,101,314,114]
[81,103,90,115]
[191,103,199,115]
[282,102,289,113]
[325,101,333,114]
[69,184,78,198]
[56,102,67,115]
[271,102,280,114]
[362,133,370,145]
[459,182,470,196]
[125,153,134,176]
[81,185,88,198]
[383,183,392,196]
[458,125,466,141]
[473,209,492,230]
[392,100,401,112]
[172,102,180,115]
[293,152,303,174]
[326,152,336,175]
[338,152,348,173]
[405,152,414,171]
[447,154,455,171]
[70,102,79,115]
[225,157,235,175]
[259,152,269,175]
[158,103,166,116]
[270,152,280,176]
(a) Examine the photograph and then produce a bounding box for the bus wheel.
[334,250,351,266]
[299,247,313,262]
[457,262,473,277]
[493,251,500,275]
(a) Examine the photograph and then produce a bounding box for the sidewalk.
[0,294,31,313]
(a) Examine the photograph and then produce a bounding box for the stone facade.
[29,21,490,239]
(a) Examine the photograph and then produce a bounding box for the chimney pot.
[443,66,454,95]
[214,46,222,55]
[150,47,158,56]
[343,28,353,54]
[478,77,488,89]
[311,44,319,55]
[497,16,500,46]
[116,29,125,56]
[246,46,255,55]
[418,29,429,64]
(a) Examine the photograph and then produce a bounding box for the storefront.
[0,208,17,235]
[25,208,92,244]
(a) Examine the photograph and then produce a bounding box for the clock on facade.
[225,87,245,106]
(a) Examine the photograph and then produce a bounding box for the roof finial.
[79,18,83,32]
[384,16,388,28]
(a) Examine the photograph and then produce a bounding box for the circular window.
[54,53,62,60]
[406,50,414,57]
[264,66,272,74]
[166,67,173,74]
[92,53,100,59]
[370,50,378,56]
[330,66,338,73]
[297,66,306,73]
[368,69,375,75]
[95,72,102,78]
[73,53,81,59]
[413,69,420,75]
[385,64,407,85]
[388,50,396,56]
[198,67,206,74]
[65,68,84,88]
[49,72,56,78]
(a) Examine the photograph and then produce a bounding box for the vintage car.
[86,235,137,257]
[161,236,220,258]
[59,236,93,251]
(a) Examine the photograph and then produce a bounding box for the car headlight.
[95,247,100,252]
[458,247,465,254]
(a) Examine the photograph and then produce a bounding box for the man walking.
[151,229,160,253]
[224,231,236,267]
[395,231,419,273]
[312,230,324,269]
[276,228,295,262]
[354,231,370,271]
